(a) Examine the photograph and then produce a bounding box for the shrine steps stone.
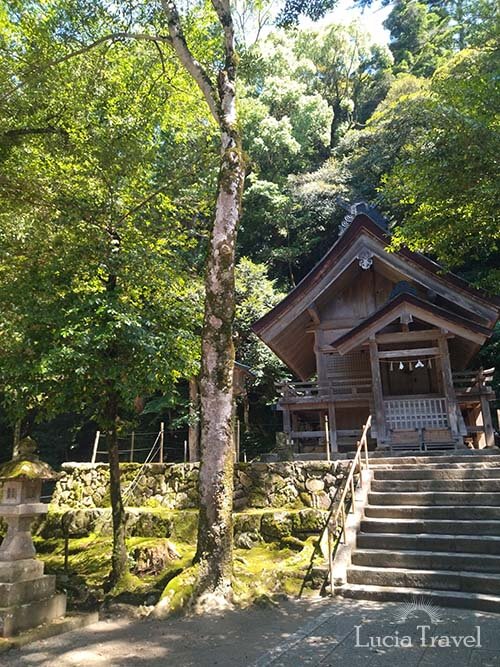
[365,504,500,520]
[334,451,500,613]
[0,592,66,637]
[360,517,500,536]
[336,583,500,615]
[368,491,500,506]
[345,565,500,597]
[371,478,500,492]
[356,532,500,555]
[366,452,500,466]
[352,548,500,573]
[374,466,500,480]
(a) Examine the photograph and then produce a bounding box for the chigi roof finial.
[337,199,389,236]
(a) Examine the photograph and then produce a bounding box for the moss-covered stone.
[155,564,200,617]
[260,512,293,541]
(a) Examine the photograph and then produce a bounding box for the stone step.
[0,575,56,607]
[352,548,500,573]
[0,593,66,638]
[337,581,500,614]
[368,491,500,506]
[373,467,500,480]
[371,478,500,492]
[367,452,500,466]
[365,504,500,520]
[346,565,500,597]
[356,532,500,555]
[360,517,500,536]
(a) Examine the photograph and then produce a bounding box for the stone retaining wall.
[52,461,345,512]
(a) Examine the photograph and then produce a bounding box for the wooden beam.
[307,305,320,325]
[369,339,386,442]
[335,300,487,356]
[375,330,447,344]
[437,336,460,441]
[378,347,440,360]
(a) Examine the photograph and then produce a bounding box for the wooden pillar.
[159,422,165,463]
[480,395,495,448]
[282,407,291,437]
[129,432,135,462]
[369,338,386,444]
[437,335,461,443]
[327,403,338,452]
[188,377,200,462]
[91,430,100,463]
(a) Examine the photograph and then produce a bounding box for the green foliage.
[383,46,500,290]
[0,2,206,428]
[234,258,286,383]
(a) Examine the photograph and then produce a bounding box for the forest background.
[0,0,498,466]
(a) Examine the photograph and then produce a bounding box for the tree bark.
[160,0,244,609]
[195,101,244,603]
[105,391,128,585]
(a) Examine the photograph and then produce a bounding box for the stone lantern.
[0,437,66,637]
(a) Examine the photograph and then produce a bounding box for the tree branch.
[160,0,222,126]
[211,0,236,68]
[1,32,172,104]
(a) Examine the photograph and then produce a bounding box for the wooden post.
[480,394,495,448]
[130,432,135,462]
[235,419,241,463]
[327,403,338,452]
[282,407,292,450]
[188,378,200,462]
[91,430,100,463]
[369,338,386,444]
[324,414,330,461]
[437,335,461,443]
[184,440,188,462]
[159,422,165,463]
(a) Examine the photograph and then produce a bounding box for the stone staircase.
[336,451,500,613]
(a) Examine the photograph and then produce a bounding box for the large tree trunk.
[194,81,244,605]
[105,390,128,585]
[158,0,244,612]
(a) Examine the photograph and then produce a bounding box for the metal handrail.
[297,415,372,597]
[326,415,372,595]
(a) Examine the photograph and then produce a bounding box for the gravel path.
[2,598,499,666]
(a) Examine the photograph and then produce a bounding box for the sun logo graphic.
[393,597,443,624]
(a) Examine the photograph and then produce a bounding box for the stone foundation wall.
[52,461,345,512]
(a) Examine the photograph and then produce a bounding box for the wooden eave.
[331,293,492,356]
[252,215,500,339]
[251,213,499,379]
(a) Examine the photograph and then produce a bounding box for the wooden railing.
[325,415,372,595]
[453,368,495,394]
[276,378,372,400]
[385,397,449,430]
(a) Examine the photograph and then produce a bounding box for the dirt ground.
[2,597,499,666]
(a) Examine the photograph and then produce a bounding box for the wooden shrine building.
[252,204,499,454]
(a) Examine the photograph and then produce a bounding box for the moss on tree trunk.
[105,391,128,585]
[195,100,245,606]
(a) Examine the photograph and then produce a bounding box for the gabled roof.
[253,213,500,337]
[331,292,492,356]
[252,209,499,379]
